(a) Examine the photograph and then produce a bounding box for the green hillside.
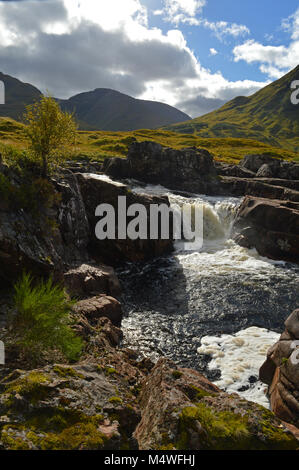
[1,116,298,165]
[165,65,299,153]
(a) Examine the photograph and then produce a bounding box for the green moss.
[186,385,215,402]
[109,396,123,404]
[40,422,106,450]
[174,403,298,450]
[0,429,31,450]
[105,367,117,376]
[4,371,50,405]
[53,365,84,379]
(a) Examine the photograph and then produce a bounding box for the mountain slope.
[165,65,299,152]
[59,88,190,131]
[0,72,190,130]
[0,72,42,121]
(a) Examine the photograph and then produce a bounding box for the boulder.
[72,295,122,327]
[260,310,299,428]
[77,173,173,265]
[233,196,299,262]
[64,263,121,299]
[134,358,298,450]
[239,154,282,173]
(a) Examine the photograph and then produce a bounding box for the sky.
[0,0,298,117]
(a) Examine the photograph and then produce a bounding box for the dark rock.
[77,173,173,265]
[233,196,299,262]
[104,141,218,194]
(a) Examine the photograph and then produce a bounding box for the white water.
[197,327,280,407]
[129,183,297,407]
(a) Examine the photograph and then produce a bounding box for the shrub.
[12,273,83,362]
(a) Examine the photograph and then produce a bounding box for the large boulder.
[233,196,299,262]
[260,310,299,428]
[72,295,122,327]
[134,358,298,450]
[63,263,121,299]
[104,141,218,194]
[77,173,173,265]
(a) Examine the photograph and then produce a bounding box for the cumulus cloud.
[0,0,265,117]
[210,48,218,56]
[233,8,299,79]
[158,0,250,39]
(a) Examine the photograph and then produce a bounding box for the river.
[116,182,299,407]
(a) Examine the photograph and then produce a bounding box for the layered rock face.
[260,310,299,428]
[233,196,299,263]
[77,173,173,265]
[103,141,218,194]
[0,169,90,284]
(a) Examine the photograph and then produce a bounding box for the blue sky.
[0,0,298,116]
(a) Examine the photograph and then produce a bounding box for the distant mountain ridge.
[0,72,190,131]
[165,65,299,153]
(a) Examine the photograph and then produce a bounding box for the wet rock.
[260,309,299,428]
[233,196,299,262]
[134,358,298,450]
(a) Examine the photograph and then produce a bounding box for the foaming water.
[114,182,299,406]
[197,327,280,407]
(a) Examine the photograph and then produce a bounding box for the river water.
[115,182,299,407]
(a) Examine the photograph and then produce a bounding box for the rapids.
[117,183,299,407]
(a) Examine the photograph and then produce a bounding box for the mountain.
[0,72,42,121]
[165,65,299,153]
[0,72,190,130]
[59,88,190,131]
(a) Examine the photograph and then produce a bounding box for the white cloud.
[0,0,266,117]
[163,0,206,24]
[210,48,218,56]
[201,19,250,39]
[233,8,299,79]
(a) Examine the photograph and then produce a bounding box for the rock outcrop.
[103,141,219,194]
[239,154,299,180]
[77,173,173,265]
[0,168,90,284]
[233,196,299,262]
[260,309,299,428]
[134,358,297,450]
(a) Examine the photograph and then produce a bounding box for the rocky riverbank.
[0,145,298,450]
